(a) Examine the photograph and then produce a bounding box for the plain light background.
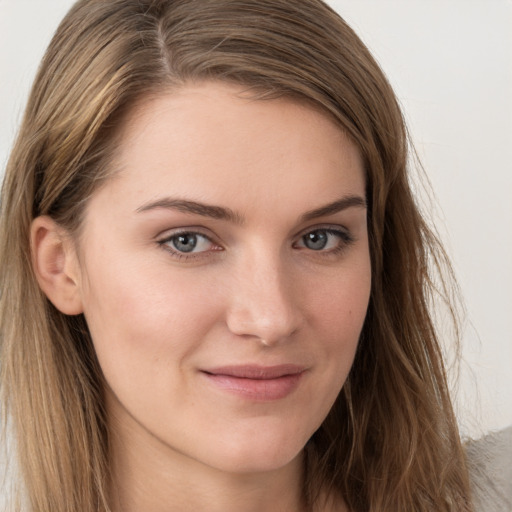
[0,0,511,439]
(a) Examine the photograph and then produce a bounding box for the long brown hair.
[0,0,472,510]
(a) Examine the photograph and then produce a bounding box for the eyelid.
[292,224,355,254]
[155,224,214,239]
[294,223,352,241]
[156,228,223,260]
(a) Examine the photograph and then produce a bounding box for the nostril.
[225,261,302,344]
[226,300,301,346]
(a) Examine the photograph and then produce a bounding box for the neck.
[108,409,306,512]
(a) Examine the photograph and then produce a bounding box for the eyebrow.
[136,197,244,224]
[300,195,367,222]
[136,194,366,224]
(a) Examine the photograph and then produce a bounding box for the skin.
[34,82,371,511]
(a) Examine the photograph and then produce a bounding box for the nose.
[225,252,303,346]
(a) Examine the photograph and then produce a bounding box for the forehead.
[93,81,365,220]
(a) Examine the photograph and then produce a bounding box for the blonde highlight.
[1,1,472,510]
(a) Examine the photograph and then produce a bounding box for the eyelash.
[293,228,354,256]
[157,226,354,261]
[157,229,220,261]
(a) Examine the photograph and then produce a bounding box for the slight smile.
[201,365,307,401]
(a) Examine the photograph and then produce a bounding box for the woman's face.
[74,82,371,475]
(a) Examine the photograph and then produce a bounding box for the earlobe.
[31,216,84,315]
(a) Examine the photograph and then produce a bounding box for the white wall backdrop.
[1,0,511,439]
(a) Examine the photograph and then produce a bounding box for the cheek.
[79,253,223,383]
[309,259,371,376]
[311,261,371,337]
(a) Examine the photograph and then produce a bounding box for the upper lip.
[202,364,306,380]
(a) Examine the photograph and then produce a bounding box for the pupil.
[304,230,328,250]
[173,233,197,253]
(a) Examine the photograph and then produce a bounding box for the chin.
[210,449,304,476]
[197,423,309,475]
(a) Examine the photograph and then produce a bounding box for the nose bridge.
[226,246,301,345]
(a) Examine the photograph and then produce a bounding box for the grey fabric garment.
[467,426,512,512]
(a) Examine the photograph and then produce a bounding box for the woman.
[0,0,473,510]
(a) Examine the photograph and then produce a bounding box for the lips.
[201,364,306,401]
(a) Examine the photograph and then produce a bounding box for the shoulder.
[466,426,512,512]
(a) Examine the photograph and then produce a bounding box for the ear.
[31,216,84,315]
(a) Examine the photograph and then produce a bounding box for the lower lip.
[202,372,304,401]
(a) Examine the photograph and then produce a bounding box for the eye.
[159,231,217,255]
[295,228,353,252]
